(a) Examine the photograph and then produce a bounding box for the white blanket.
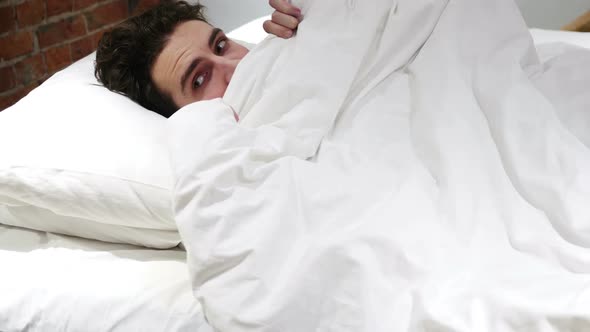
[167,0,590,330]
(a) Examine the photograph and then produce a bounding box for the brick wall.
[0,0,160,111]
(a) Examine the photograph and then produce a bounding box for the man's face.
[151,20,249,109]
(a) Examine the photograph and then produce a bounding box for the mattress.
[0,224,212,332]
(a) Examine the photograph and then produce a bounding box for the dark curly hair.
[95,0,208,118]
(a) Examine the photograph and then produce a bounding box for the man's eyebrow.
[209,28,222,48]
[180,58,200,92]
[180,28,224,92]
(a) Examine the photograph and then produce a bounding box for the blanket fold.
[167,0,590,330]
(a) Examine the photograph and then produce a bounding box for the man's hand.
[263,0,302,39]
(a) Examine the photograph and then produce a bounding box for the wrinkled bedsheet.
[167,0,590,330]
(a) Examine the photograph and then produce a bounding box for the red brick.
[36,77,48,86]
[0,83,37,111]
[70,35,94,61]
[71,29,107,61]
[44,44,72,73]
[37,15,86,49]
[84,0,127,31]
[0,5,15,34]
[0,66,17,92]
[16,0,45,28]
[132,0,160,14]
[0,92,22,111]
[0,31,34,60]
[46,0,73,17]
[74,0,101,11]
[92,28,107,46]
[14,53,47,84]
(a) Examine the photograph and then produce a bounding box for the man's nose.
[215,56,240,84]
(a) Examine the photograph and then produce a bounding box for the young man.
[95,0,301,118]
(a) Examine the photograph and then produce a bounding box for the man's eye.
[193,74,205,89]
[215,39,227,54]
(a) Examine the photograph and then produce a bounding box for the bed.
[1,5,590,332]
[0,224,211,332]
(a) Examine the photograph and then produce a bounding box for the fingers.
[263,20,293,39]
[271,11,300,30]
[269,0,301,17]
[266,0,302,39]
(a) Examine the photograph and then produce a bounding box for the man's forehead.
[173,20,212,39]
[151,20,220,102]
[163,21,213,66]
[161,21,213,69]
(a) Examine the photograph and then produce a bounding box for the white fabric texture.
[530,28,590,49]
[0,53,179,248]
[168,0,590,331]
[0,223,212,332]
[530,28,590,64]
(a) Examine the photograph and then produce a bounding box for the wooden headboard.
[563,10,590,32]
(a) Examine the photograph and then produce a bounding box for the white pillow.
[0,53,179,248]
[0,18,269,248]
